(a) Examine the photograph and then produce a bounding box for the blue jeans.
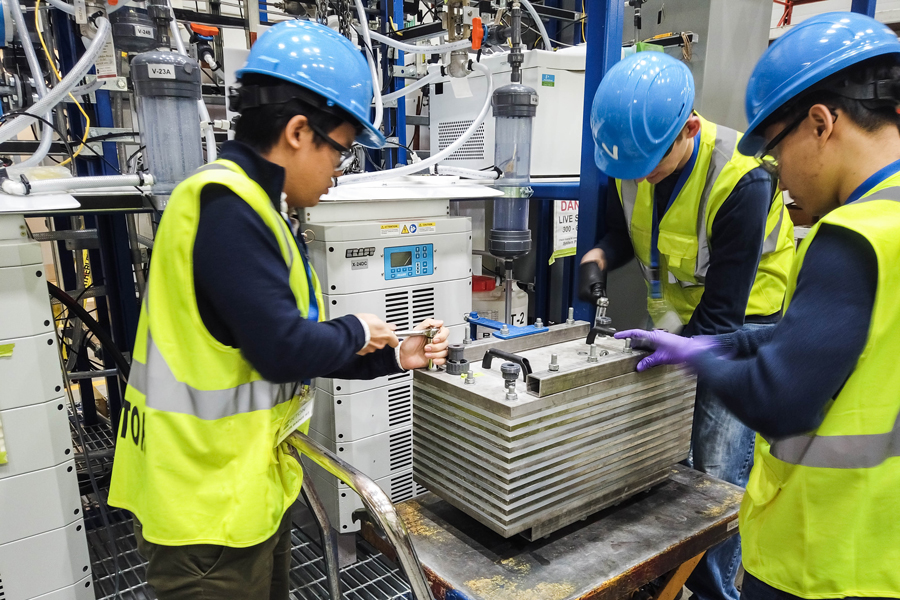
[685,322,772,600]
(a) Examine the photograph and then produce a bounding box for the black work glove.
[578,261,608,304]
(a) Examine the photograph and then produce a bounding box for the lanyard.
[649,132,700,298]
[845,158,900,205]
[297,237,319,323]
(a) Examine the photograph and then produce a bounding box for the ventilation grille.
[388,371,412,382]
[389,429,413,471]
[438,120,486,160]
[383,287,435,331]
[0,573,4,600]
[387,383,412,428]
[412,288,435,322]
[391,472,416,502]
[385,290,410,330]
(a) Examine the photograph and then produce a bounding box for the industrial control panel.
[385,244,434,279]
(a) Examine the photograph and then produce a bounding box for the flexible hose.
[435,165,499,180]
[380,70,441,104]
[0,17,110,144]
[167,4,216,162]
[360,26,473,55]
[339,61,493,185]
[520,0,552,51]
[354,0,382,130]
[0,173,151,195]
[72,78,105,97]
[9,0,53,167]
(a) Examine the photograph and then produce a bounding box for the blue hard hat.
[740,12,900,157]
[236,20,385,148]
[590,52,695,180]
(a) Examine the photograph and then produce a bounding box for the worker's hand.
[399,319,450,370]
[578,260,608,304]
[614,329,718,372]
[355,313,399,355]
[580,247,607,270]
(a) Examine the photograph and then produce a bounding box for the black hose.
[47,282,130,381]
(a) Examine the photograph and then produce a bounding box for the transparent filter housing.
[132,51,204,207]
[489,83,538,259]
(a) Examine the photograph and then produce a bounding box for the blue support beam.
[850,0,877,17]
[571,0,623,322]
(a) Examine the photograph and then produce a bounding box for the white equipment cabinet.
[300,178,497,537]
[429,47,586,177]
[0,215,94,600]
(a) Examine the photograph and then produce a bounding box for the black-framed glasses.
[308,121,356,172]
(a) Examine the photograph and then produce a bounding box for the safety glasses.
[757,110,839,178]
[308,121,356,172]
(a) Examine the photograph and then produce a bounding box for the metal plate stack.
[412,325,696,540]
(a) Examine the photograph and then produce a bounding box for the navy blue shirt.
[190,140,402,384]
[692,225,877,438]
[597,166,778,337]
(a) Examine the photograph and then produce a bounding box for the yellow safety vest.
[740,176,900,598]
[616,114,794,325]
[108,159,325,547]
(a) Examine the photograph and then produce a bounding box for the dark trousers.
[742,573,895,600]
[134,511,293,600]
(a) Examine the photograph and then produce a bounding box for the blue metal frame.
[381,0,408,168]
[850,0,877,17]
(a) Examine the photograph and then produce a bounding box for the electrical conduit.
[339,61,493,185]
[9,0,53,167]
[0,17,110,143]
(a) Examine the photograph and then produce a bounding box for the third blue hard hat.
[236,20,385,148]
[590,52,695,180]
[740,11,900,157]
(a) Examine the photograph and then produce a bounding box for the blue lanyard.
[845,158,900,205]
[297,238,319,323]
[649,133,700,298]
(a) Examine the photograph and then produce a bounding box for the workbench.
[363,465,743,600]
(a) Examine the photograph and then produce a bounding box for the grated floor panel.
[74,416,413,600]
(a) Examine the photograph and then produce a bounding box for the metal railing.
[286,431,434,600]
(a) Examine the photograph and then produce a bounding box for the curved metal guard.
[287,431,434,600]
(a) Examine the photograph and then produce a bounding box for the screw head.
[117,79,126,89]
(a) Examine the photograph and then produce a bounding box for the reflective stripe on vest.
[128,333,300,421]
[767,184,900,469]
[620,124,739,286]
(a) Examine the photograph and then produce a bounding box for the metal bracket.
[391,64,420,78]
[465,311,550,340]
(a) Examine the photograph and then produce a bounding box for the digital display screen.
[390,251,412,268]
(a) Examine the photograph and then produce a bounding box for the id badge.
[276,385,315,446]
[648,298,683,334]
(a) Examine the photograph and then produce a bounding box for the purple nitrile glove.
[613,329,719,372]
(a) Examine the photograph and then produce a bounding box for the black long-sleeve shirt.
[691,225,877,438]
[190,140,402,384]
[597,166,778,337]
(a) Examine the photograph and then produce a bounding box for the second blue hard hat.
[590,52,695,180]
[236,20,385,148]
[740,12,900,157]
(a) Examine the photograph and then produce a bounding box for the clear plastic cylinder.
[135,95,203,195]
[493,114,533,232]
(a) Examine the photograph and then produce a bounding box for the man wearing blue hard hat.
[580,51,795,600]
[614,12,900,600]
[108,20,449,599]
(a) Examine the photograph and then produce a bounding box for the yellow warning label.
[380,224,400,236]
[417,222,436,233]
[401,225,410,234]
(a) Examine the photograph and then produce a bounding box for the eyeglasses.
[308,121,356,172]
[757,109,839,178]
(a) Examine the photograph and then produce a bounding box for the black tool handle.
[579,261,608,304]
[586,326,617,346]
[482,349,532,382]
